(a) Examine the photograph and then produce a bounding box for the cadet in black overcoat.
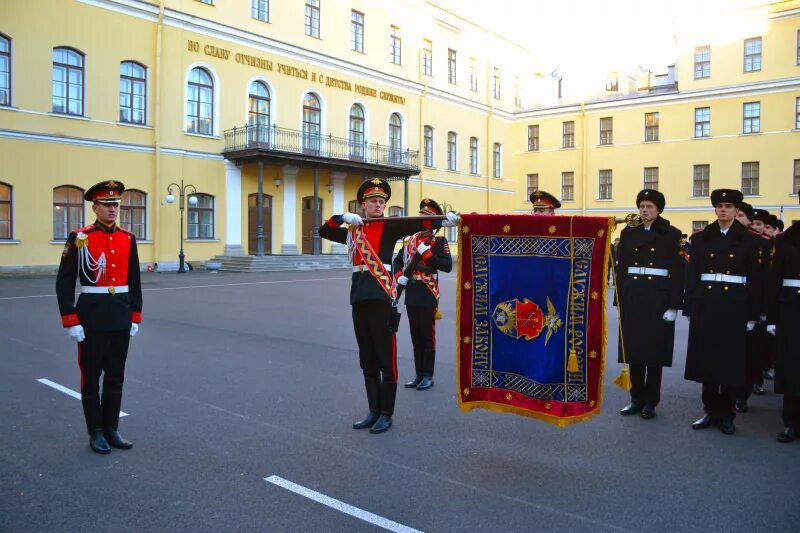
[615,189,684,419]
[684,189,762,435]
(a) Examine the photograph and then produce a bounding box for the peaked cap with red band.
[530,190,561,209]
[419,198,443,216]
[357,178,391,203]
[85,180,125,203]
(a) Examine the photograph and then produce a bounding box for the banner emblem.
[492,297,561,344]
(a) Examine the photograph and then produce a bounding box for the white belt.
[627,267,669,277]
[700,273,746,284]
[783,279,800,288]
[353,264,392,273]
[81,285,129,294]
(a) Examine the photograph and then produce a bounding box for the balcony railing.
[223,124,420,173]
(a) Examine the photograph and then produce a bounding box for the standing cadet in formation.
[529,190,561,215]
[615,190,684,419]
[767,195,800,443]
[56,180,142,454]
[318,179,458,434]
[393,199,453,391]
[684,189,762,435]
[752,208,777,385]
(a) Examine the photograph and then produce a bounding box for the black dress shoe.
[640,402,655,419]
[620,401,643,416]
[752,384,765,395]
[719,418,736,435]
[735,399,748,413]
[89,431,112,454]
[692,414,714,430]
[369,415,392,434]
[416,376,434,391]
[352,411,380,430]
[404,376,422,389]
[103,428,133,449]
[777,427,798,443]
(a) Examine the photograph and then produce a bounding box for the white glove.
[662,309,677,322]
[67,325,85,343]
[442,212,460,227]
[130,323,139,337]
[342,212,363,226]
[416,242,431,255]
[746,320,756,332]
[759,314,767,323]
[766,324,776,336]
[397,275,409,286]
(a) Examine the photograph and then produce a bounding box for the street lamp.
[165,179,198,273]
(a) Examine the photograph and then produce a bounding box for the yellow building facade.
[0,0,798,272]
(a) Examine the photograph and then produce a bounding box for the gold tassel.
[566,349,579,372]
[435,308,442,320]
[614,366,633,391]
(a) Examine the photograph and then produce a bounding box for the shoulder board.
[76,224,96,233]
[116,226,135,236]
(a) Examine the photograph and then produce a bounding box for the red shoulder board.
[76,223,96,233]
[117,226,134,236]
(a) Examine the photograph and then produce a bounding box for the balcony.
[223,125,420,177]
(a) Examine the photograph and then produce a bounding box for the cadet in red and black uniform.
[318,179,458,434]
[56,180,142,454]
[530,190,561,215]
[684,189,762,436]
[392,199,453,391]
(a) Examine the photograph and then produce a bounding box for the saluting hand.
[416,242,431,255]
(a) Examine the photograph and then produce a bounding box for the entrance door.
[248,193,272,255]
[302,196,323,254]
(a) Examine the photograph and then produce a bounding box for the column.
[281,164,300,255]
[223,159,245,256]
[329,171,347,254]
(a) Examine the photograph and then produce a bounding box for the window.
[694,46,710,79]
[527,125,539,151]
[302,92,321,153]
[120,189,146,239]
[447,49,457,84]
[797,30,800,65]
[423,125,434,167]
[744,37,761,72]
[643,167,659,190]
[492,143,501,178]
[469,137,478,174]
[252,0,269,22]
[119,61,146,125]
[693,164,710,197]
[389,113,402,162]
[741,162,759,196]
[0,34,10,106]
[351,10,364,52]
[599,169,612,200]
[527,174,538,200]
[561,172,574,201]
[52,47,84,116]
[348,199,364,216]
[422,39,432,76]
[390,26,401,65]
[196,0,213,4]
[562,121,574,148]
[53,186,84,240]
[795,97,799,130]
[186,67,213,135]
[305,0,320,38]
[0,182,11,239]
[469,59,478,91]
[388,206,404,217]
[606,71,618,91]
[447,132,457,171]
[248,80,270,143]
[692,221,707,233]
[349,104,365,158]
[695,107,710,137]
[188,194,214,239]
[743,102,760,134]
[645,112,659,141]
[492,69,501,99]
[794,159,800,194]
[599,117,613,145]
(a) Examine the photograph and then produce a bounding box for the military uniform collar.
[93,220,117,234]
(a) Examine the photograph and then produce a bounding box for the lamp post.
[165,180,198,273]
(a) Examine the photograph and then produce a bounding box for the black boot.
[369,415,392,434]
[640,402,656,419]
[369,381,397,434]
[89,431,112,454]
[353,377,381,429]
[353,411,380,429]
[777,426,798,443]
[416,376,434,391]
[620,400,643,416]
[103,428,133,449]
[404,375,422,388]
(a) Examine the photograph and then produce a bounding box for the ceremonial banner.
[456,214,614,427]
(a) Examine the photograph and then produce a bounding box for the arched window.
[349,104,365,158]
[469,136,479,174]
[187,67,213,135]
[389,113,402,163]
[120,189,146,239]
[0,182,11,239]
[0,34,10,106]
[120,61,146,124]
[492,142,502,178]
[447,131,458,171]
[187,193,214,239]
[388,206,404,217]
[53,185,84,239]
[302,92,321,153]
[248,80,271,143]
[423,125,434,167]
[52,47,84,116]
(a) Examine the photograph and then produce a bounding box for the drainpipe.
[153,0,165,265]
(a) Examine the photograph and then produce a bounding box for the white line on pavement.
[264,475,423,533]
[37,378,128,417]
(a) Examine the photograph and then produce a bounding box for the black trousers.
[701,382,737,421]
[77,329,130,435]
[782,394,800,428]
[629,364,663,405]
[352,300,397,417]
[407,306,437,378]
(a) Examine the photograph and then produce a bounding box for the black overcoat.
[768,222,800,395]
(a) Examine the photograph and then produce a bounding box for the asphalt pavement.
[1,270,798,533]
